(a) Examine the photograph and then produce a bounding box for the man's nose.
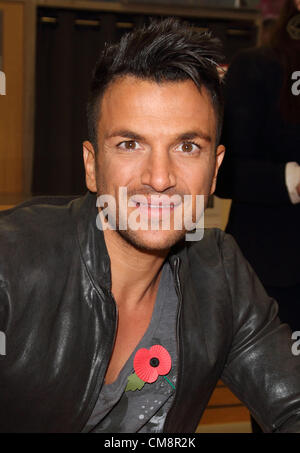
[140,148,176,192]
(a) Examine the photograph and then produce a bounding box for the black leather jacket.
[1,191,300,433]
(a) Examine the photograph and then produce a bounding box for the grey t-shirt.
[83,261,178,433]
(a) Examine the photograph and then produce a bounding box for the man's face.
[84,75,225,251]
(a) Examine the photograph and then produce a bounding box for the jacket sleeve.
[215,50,291,206]
[220,233,300,432]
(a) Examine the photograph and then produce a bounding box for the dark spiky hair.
[87,17,224,150]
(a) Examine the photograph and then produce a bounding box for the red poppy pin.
[125,345,175,392]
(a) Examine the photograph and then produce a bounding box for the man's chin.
[117,228,186,253]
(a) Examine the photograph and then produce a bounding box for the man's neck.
[103,229,169,309]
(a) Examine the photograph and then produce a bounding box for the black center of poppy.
[150,357,160,368]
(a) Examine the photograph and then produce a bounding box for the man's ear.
[210,144,225,195]
[83,141,97,192]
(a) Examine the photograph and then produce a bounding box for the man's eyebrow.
[177,131,212,143]
[105,130,145,141]
[105,129,212,143]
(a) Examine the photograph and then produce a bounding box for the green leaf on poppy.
[125,373,145,392]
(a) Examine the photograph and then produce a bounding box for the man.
[1,18,300,433]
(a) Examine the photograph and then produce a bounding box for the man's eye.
[177,142,201,154]
[117,140,140,150]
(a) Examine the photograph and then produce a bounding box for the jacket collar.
[71,191,112,293]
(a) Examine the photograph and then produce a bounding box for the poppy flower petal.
[149,345,172,376]
[134,347,151,365]
[133,348,157,383]
[134,363,158,383]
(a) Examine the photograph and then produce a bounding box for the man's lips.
[130,195,182,208]
[136,202,176,209]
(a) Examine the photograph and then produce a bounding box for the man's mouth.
[127,195,183,224]
[135,202,176,209]
[130,195,182,209]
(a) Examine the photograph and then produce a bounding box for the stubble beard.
[96,180,188,253]
[116,226,186,253]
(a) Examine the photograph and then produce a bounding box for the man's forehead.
[102,75,213,108]
[99,75,216,139]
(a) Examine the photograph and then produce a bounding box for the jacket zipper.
[163,255,183,433]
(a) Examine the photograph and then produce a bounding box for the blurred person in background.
[216,0,300,432]
[260,18,277,46]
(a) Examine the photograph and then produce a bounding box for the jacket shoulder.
[0,195,80,233]
[0,195,83,276]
